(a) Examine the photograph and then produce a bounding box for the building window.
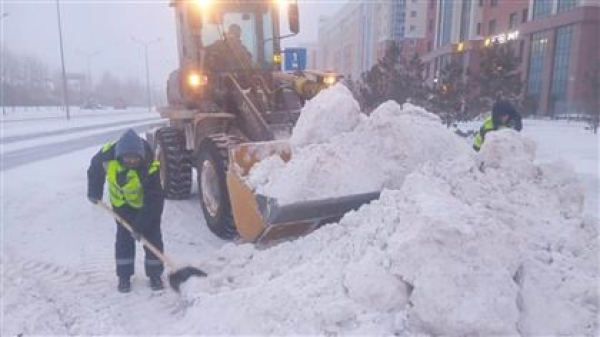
[477,22,482,35]
[439,0,454,47]
[509,13,518,30]
[489,20,496,35]
[429,19,434,32]
[557,0,578,12]
[410,25,416,32]
[441,54,452,69]
[522,9,529,23]
[533,0,552,20]
[459,0,472,40]
[479,0,484,7]
[428,40,433,52]
[411,10,417,18]
[527,31,550,97]
[519,40,525,60]
[491,0,498,7]
[551,25,573,114]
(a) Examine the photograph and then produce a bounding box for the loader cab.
[200,5,277,71]
[169,0,299,108]
[184,1,287,72]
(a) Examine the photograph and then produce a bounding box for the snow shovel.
[97,201,207,292]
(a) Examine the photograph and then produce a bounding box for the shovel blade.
[168,266,208,292]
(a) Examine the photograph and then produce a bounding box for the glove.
[88,196,100,204]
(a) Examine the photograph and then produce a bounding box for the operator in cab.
[207,23,253,71]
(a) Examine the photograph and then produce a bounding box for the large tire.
[156,127,192,199]
[197,134,241,240]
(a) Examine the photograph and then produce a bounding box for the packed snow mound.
[479,129,538,179]
[290,83,363,147]
[249,91,472,204]
[176,98,598,335]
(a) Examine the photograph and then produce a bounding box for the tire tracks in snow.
[2,250,188,335]
[2,252,115,335]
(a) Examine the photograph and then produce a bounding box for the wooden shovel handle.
[97,201,176,271]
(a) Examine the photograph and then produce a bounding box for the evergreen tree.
[400,52,429,108]
[355,43,428,112]
[430,61,472,127]
[357,42,403,111]
[475,40,523,109]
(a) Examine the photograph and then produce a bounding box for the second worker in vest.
[87,129,165,293]
[473,100,523,151]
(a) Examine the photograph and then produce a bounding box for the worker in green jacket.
[473,100,523,151]
[87,129,165,293]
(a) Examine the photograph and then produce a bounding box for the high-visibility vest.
[102,142,159,208]
[473,116,506,151]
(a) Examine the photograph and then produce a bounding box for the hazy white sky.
[1,0,346,88]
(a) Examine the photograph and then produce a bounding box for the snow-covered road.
[1,121,165,170]
[1,117,161,144]
[1,108,166,170]
[1,106,598,335]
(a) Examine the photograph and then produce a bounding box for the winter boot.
[118,277,131,293]
[149,276,164,291]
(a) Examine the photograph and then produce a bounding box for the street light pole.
[56,0,70,120]
[131,37,160,112]
[1,12,9,116]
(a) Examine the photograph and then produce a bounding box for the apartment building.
[520,0,600,115]
[318,0,599,115]
[422,0,599,116]
[317,0,428,79]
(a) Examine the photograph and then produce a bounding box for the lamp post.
[131,37,160,112]
[1,12,10,116]
[56,0,70,120]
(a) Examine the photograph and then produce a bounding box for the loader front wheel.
[156,127,192,199]
[197,137,238,240]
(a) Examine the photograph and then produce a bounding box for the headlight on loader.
[323,75,337,86]
[187,72,208,89]
[194,0,211,9]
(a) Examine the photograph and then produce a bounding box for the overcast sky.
[1,0,346,88]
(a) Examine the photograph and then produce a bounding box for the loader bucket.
[226,141,381,244]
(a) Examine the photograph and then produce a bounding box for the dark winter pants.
[114,206,164,279]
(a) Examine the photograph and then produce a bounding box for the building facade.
[423,0,529,84]
[317,1,428,80]
[317,0,599,116]
[520,0,600,115]
[421,0,599,116]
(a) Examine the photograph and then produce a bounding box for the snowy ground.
[1,101,598,335]
[459,119,599,217]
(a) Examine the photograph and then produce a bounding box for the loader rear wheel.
[156,127,192,199]
[197,135,240,240]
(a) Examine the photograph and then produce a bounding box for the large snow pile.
[290,83,364,147]
[173,86,598,335]
[248,84,471,204]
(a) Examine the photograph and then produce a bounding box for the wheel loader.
[150,0,380,244]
